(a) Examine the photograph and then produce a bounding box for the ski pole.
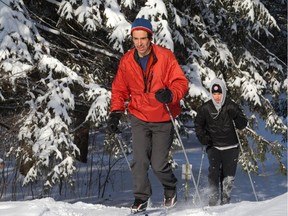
[115,133,131,171]
[196,147,205,188]
[233,121,258,201]
[165,104,203,206]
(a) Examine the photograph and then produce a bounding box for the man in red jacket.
[107,18,188,213]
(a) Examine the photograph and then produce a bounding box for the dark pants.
[130,115,177,201]
[207,146,239,204]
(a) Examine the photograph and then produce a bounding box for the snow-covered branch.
[35,22,120,59]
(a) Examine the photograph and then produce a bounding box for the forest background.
[0,0,287,202]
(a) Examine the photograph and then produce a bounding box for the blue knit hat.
[131,18,153,35]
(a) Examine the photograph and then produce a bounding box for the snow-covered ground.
[0,192,287,216]
[0,134,287,216]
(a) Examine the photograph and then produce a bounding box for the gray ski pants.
[130,115,178,201]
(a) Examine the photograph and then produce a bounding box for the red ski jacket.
[110,44,188,122]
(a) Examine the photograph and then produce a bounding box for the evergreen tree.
[0,0,286,191]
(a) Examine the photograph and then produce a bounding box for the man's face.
[132,30,151,57]
[212,92,223,104]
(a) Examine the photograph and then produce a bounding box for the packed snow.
[0,193,286,216]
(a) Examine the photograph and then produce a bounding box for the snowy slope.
[0,192,286,216]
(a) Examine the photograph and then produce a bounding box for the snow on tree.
[0,0,286,192]
[0,0,111,189]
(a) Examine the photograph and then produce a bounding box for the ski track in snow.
[0,193,286,216]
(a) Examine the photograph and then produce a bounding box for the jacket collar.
[133,44,158,65]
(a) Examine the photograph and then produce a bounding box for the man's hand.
[227,108,237,120]
[201,135,212,146]
[107,112,122,133]
[155,88,173,104]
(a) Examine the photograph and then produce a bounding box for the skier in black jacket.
[194,78,248,206]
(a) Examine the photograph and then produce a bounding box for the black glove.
[227,108,237,120]
[107,112,122,133]
[200,135,212,146]
[202,135,213,152]
[155,88,173,104]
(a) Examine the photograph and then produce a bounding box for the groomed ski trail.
[125,206,209,216]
